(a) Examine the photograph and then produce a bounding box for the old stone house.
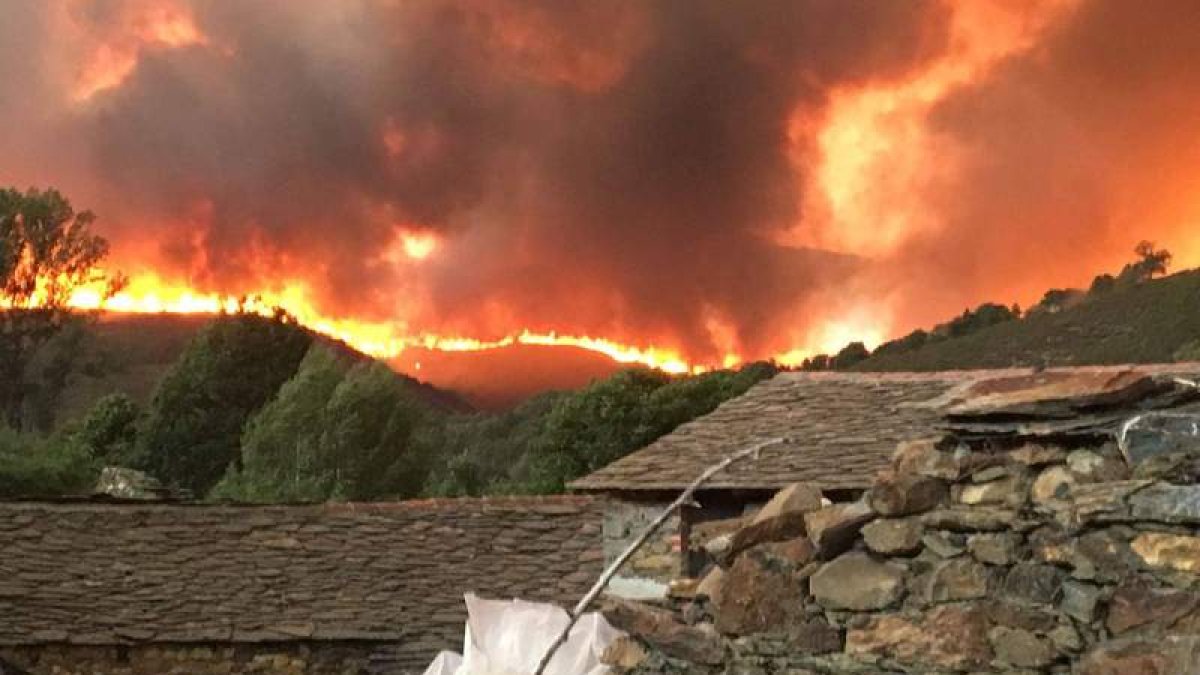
[602,366,1200,673]
[0,497,603,675]
[569,366,1200,597]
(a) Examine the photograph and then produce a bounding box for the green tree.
[137,311,311,494]
[71,393,141,466]
[212,345,349,502]
[421,390,565,497]
[0,187,123,430]
[317,361,435,500]
[519,363,775,493]
[523,368,669,491]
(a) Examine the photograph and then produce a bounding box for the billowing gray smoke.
[4,1,1199,362]
[0,0,948,361]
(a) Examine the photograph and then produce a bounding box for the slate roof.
[569,365,1200,493]
[0,497,602,671]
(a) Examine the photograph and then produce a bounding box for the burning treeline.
[2,0,1200,373]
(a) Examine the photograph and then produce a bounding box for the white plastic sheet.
[423,594,625,675]
[424,651,464,675]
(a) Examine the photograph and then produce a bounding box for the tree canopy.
[136,312,312,494]
[0,187,123,430]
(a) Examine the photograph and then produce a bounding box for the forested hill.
[2,309,777,502]
[52,313,470,430]
[853,268,1200,372]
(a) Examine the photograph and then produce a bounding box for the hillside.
[51,313,470,430]
[390,343,622,410]
[854,268,1200,372]
[53,313,628,425]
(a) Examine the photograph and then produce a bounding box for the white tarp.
[424,651,464,675]
[423,594,624,675]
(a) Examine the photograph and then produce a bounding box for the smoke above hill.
[1,1,1198,367]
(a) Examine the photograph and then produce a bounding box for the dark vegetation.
[801,241,1189,373]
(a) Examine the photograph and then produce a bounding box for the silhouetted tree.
[872,329,930,357]
[941,302,1020,338]
[0,187,123,430]
[1117,240,1172,285]
[799,354,832,371]
[831,342,871,369]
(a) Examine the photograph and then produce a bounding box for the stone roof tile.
[569,365,1200,492]
[0,497,603,669]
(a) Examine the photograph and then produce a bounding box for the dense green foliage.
[135,312,312,494]
[0,426,98,498]
[210,346,350,502]
[215,354,776,502]
[0,187,122,431]
[213,347,444,502]
[427,362,777,495]
[72,393,141,466]
[0,315,770,502]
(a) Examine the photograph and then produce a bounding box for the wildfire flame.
[55,272,711,374]
[34,233,878,375]
[34,270,880,375]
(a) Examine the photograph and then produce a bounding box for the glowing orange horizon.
[58,272,707,373]
[20,271,881,375]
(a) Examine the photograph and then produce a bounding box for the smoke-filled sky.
[2,0,1199,365]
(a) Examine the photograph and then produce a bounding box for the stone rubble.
[603,370,1200,674]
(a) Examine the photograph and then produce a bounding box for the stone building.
[0,497,603,675]
[569,366,1200,598]
[600,366,1200,673]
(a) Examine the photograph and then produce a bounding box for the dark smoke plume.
[6,1,1199,362]
[0,0,947,361]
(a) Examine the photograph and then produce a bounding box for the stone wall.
[608,432,1200,674]
[0,497,604,674]
[602,497,683,597]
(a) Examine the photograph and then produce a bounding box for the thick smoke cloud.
[882,0,1200,329]
[5,1,1198,362]
[0,0,947,361]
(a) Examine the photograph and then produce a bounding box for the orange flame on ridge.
[60,272,708,374]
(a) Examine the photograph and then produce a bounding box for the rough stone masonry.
[601,370,1200,674]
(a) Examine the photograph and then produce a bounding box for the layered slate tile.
[0,497,603,671]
